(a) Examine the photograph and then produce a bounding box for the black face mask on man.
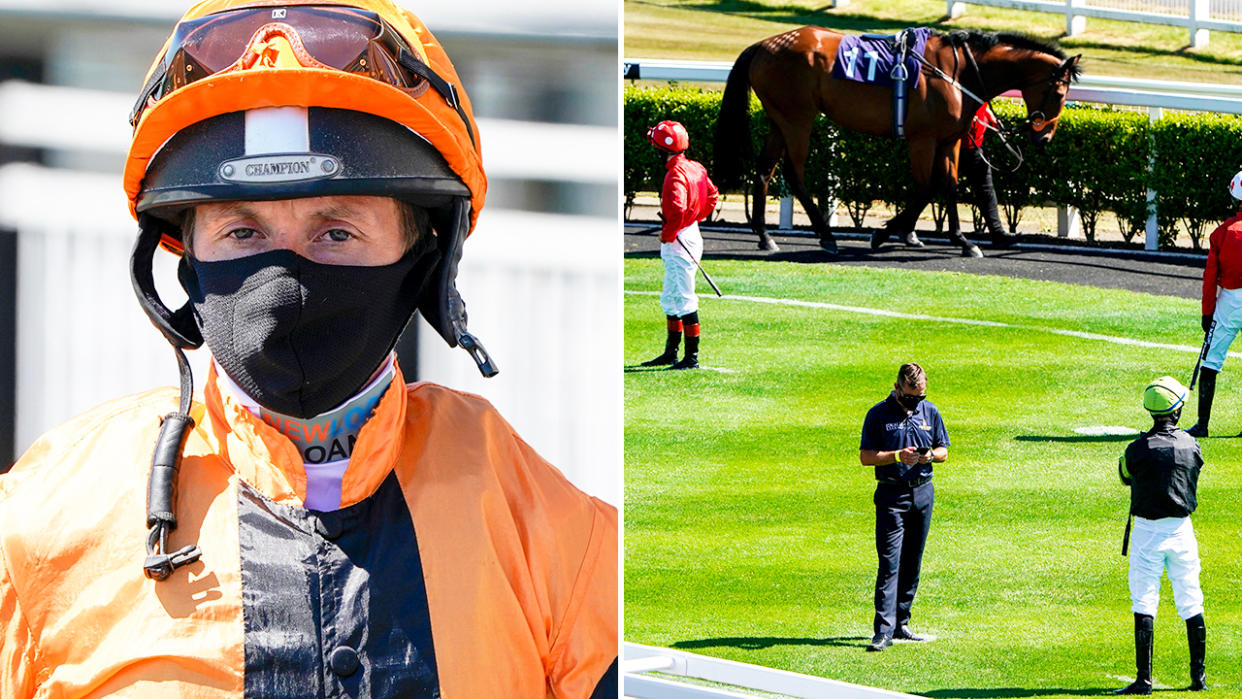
[179,245,437,418]
[897,391,925,411]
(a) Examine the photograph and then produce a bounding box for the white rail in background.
[623,58,1242,114]
[946,0,1240,48]
[0,73,622,502]
[0,80,617,184]
[625,57,1242,250]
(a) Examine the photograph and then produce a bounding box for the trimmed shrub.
[625,85,1242,250]
[1150,112,1242,250]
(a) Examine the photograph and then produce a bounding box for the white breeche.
[1128,516,1204,619]
[1204,287,1242,371]
[660,222,701,317]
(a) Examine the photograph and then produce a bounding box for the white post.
[1057,205,1081,238]
[831,0,850,6]
[947,0,966,19]
[779,195,794,230]
[1066,0,1087,36]
[1146,106,1162,252]
[1190,0,1210,48]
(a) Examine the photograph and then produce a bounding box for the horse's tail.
[714,43,760,191]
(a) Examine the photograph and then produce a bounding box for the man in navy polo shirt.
[859,362,950,652]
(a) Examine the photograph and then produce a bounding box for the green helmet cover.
[1143,376,1188,415]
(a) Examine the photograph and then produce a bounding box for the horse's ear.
[1061,54,1082,81]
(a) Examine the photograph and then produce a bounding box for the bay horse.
[714,28,1081,255]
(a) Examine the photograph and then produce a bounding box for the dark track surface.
[624,224,1205,300]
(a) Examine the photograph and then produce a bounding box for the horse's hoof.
[819,236,838,255]
[962,245,984,258]
[904,232,924,248]
[759,237,780,252]
[870,230,890,250]
[991,233,1017,249]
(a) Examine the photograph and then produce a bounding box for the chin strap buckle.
[143,522,203,581]
[143,543,204,581]
[457,332,499,378]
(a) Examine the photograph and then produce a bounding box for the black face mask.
[897,392,925,410]
[179,246,437,418]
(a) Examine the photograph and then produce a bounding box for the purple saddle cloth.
[831,28,931,89]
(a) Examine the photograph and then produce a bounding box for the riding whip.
[1121,513,1132,557]
[1190,319,1216,390]
[676,236,724,297]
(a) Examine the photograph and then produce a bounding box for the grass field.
[624,0,1242,84]
[624,256,1242,697]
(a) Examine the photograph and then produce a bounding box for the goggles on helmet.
[129,4,472,146]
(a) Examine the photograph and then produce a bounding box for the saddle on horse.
[835,27,930,137]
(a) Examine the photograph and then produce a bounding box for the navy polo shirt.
[860,394,950,482]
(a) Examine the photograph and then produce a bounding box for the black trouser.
[960,147,1006,238]
[873,480,934,636]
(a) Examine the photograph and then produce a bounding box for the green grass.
[624,257,1242,697]
[624,0,1242,84]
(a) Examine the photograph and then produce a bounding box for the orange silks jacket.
[0,365,617,698]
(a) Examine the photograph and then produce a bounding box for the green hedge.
[625,85,1242,249]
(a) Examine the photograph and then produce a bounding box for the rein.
[978,120,1025,173]
[913,37,1072,172]
[911,49,987,108]
[911,43,1025,171]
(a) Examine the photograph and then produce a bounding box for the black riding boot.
[1187,368,1216,437]
[670,315,700,370]
[964,147,1013,248]
[641,316,681,366]
[1115,613,1154,695]
[1187,614,1207,691]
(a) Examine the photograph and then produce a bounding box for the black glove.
[1203,314,1214,334]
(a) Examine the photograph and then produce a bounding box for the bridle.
[1021,61,1075,134]
[914,37,1076,171]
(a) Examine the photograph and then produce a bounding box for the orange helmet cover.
[124,0,486,233]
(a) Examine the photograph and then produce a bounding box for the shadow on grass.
[981,248,1203,277]
[920,689,1112,698]
[624,364,677,372]
[671,635,870,650]
[1058,36,1242,69]
[1014,434,1135,443]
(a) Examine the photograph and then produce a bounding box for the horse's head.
[1018,53,1081,146]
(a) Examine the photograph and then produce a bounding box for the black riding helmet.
[125,0,495,581]
[132,106,494,375]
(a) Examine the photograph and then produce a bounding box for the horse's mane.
[939,29,1082,80]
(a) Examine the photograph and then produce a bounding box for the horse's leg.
[779,121,837,255]
[938,144,982,258]
[751,129,784,252]
[875,139,935,250]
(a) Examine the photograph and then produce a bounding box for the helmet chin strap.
[419,199,498,377]
[142,346,202,581]
[131,215,204,580]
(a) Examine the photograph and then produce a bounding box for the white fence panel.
[0,163,619,504]
[946,0,1242,46]
[416,208,621,502]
